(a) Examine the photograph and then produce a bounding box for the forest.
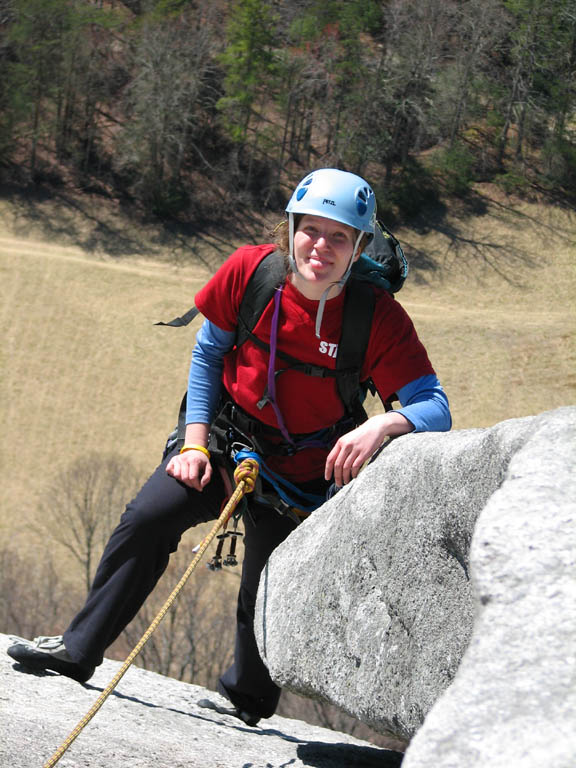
[0,0,575,229]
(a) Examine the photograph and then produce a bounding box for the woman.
[8,168,450,726]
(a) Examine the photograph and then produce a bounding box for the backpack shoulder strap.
[154,306,201,328]
[236,249,287,347]
[336,278,375,423]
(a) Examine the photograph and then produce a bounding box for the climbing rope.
[43,457,260,768]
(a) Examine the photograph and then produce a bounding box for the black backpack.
[158,221,408,441]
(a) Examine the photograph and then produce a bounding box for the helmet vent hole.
[296,175,314,201]
[356,186,373,216]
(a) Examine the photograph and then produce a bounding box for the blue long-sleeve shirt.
[186,319,451,432]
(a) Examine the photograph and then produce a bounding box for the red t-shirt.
[195,244,434,482]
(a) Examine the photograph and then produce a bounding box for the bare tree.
[0,545,80,639]
[444,0,509,148]
[114,9,219,214]
[35,452,144,593]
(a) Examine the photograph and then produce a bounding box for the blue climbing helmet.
[285,168,377,336]
[286,168,376,233]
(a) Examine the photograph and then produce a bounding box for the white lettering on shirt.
[319,341,338,358]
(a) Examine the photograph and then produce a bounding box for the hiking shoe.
[197,697,261,727]
[7,635,94,683]
[234,708,261,727]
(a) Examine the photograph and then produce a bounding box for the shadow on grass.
[400,189,543,287]
[0,182,236,270]
[1,182,146,256]
[2,179,563,287]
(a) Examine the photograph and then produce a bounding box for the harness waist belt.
[220,398,351,446]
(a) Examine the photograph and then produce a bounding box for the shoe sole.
[7,644,94,683]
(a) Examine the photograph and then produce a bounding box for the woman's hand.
[166,449,212,491]
[166,423,212,491]
[325,412,413,487]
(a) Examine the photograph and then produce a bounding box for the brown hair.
[271,217,295,256]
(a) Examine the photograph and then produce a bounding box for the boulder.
[254,407,576,766]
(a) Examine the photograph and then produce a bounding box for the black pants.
[63,447,297,718]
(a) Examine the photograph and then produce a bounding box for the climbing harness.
[234,448,325,516]
[42,457,260,768]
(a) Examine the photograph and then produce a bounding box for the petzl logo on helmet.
[323,199,336,206]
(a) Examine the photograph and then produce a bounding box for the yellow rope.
[43,458,259,768]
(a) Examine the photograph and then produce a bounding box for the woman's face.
[291,214,358,299]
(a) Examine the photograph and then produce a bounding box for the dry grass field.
[1,186,575,551]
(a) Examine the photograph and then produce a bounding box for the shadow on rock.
[297,741,404,767]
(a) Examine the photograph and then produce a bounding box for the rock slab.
[255,408,576,767]
[0,633,402,768]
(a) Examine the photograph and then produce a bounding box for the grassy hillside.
[1,187,575,550]
[391,187,575,429]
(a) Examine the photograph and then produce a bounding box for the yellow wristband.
[180,444,211,460]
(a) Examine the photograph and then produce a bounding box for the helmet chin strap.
[288,213,298,274]
[314,229,364,338]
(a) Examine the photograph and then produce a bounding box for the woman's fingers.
[166,452,212,491]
